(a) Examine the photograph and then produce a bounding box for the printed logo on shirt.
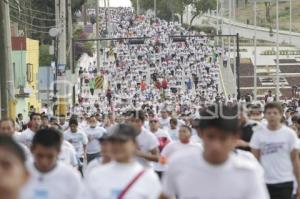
[261,142,285,155]
[34,188,48,199]
[111,188,122,198]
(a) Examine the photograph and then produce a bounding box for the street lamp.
[250,0,284,101]
[49,27,60,104]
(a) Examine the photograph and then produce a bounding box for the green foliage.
[39,45,53,66]
[73,26,95,60]
[72,0,86,12]
[85,0,97,8]
[190,0,216,26]
[130,0,216,23]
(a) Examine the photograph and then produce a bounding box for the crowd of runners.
[2,7,300,199]
[78,7,224,116]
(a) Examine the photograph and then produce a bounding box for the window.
[26,63,33,83]
[13,62,16,86]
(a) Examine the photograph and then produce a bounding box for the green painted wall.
[12,51,28,117]
[12,51,26,88]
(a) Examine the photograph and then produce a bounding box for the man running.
[251,102,300,199]
[21,128,84,199]
[160,104,269,199]
[85,124,161,199]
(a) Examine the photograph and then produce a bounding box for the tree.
[189,0,216,27]
[39,45,53,66]
[265,2,272,23]
[130,0,153,13]
[129,0,190,21]
[73,27,95,60]
[173,0,193,23]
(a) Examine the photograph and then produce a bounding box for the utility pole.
[154,0,156,18]
[68,0,73,71]
[289,0,292,44]
[67,0,75,106]
[254,1,257,101]
[216,0,219,45]
[0,0,16,118]
[57,0,67,115]
[96,0,100,69]
[275,0,280,101]
[136,0,139,15]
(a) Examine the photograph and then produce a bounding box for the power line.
[26,28,49,34]
[10,0,55,16]
[10,15,56,29]
[9,5,56,21]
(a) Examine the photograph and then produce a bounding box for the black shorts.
[267,181,293,199]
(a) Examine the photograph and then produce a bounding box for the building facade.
[12,37,41,119]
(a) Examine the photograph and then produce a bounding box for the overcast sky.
[99,0,132,7]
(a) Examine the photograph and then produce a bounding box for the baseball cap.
[108,124,138,141]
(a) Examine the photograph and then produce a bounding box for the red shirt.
[162,79,168,89]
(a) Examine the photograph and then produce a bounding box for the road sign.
[95,75,104,90]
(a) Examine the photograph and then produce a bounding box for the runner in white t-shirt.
[59,140,78,168]
[18,113,42,148]
[85,134,112,177]
[64,118,88,175]
[159,109,170,129]
[85,115,107,163]
[85,124,161,199]
[128,110,159,168]
[168,118,179,141]
[161,125,202,162]
[160,104,269,199]
[250,102,300,199]
[0,118,32,162]
[21,128,84,199]
[148,117,172,177]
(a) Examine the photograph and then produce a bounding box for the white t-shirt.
[64,130,88,158]
[161,141,202,160]
[85,157,102,177]
[266,96,274,103]
[84,127,107,154]
[18,128,35,148]
[136,128,159,168]
[162,148,269,199]
[59,141,78,167]
[190,134,203,144]
[250,125,297,184]
[85,161,161,199]
[13,134,32,161]
[152,129,172,171]
[60,122,69,131]
[21,162,84,199]
[168,128,179,141]
[159,117,170,129]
